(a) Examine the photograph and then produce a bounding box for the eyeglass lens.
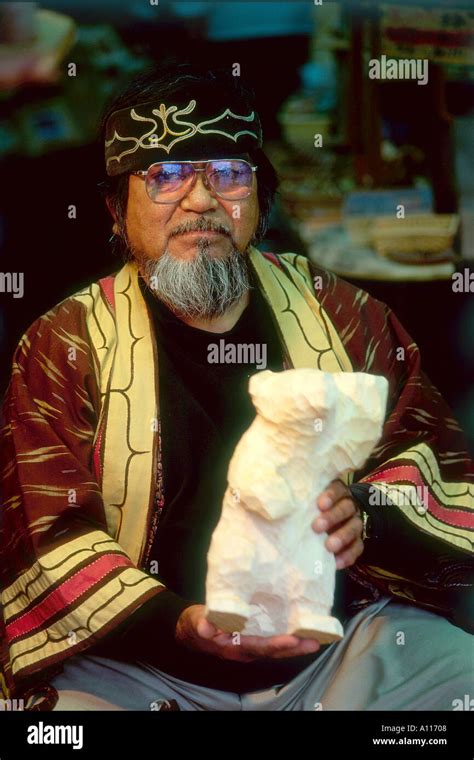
[145,160,254,202]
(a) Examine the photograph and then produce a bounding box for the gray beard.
[137,241,251,320]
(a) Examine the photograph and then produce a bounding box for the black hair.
[97,62,279,251]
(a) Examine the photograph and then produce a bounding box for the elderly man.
[0,64,472,712]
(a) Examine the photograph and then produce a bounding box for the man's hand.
[175,605,320,662]
[175,480,363,660]
[312,479,364,570]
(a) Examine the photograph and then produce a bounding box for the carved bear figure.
[205,368,388,642]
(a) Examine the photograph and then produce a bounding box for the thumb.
[196,615,221,639]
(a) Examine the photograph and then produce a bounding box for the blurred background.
[0,0,473,451]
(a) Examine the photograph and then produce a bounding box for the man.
[0,64,472,712]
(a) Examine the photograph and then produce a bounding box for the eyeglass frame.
[130,158,258,204]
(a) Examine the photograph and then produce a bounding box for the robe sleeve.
[312,268,474,632]
[0,298,171,701]
[304,259,473,630]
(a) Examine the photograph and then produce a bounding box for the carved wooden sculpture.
[205,369,389,643]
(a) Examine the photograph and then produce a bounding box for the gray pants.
[50,598,473,711]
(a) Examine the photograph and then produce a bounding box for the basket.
[371,214,459,261]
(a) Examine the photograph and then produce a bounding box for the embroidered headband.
[105,93,263,176]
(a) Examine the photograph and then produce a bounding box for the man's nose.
[180,172,218,212]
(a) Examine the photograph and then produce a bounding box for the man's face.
[124,158,260,263]
[115,157,260,319]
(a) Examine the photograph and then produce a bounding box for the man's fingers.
[312,496,355,533]
[335,538,364,569]
[237,634,300,656]
[216,646,258,662]
[241,634,300,648]
[212,632,300,652]
[312,478,363,564]
[211,631,236,646]
[184,611,323,661]
[239,640,319,659]
[237,634,320,659]
[270,640,320,659]
[317,478,348,510]
[195,617,222,639]
[202,627,322,660]
[325,514,363,554]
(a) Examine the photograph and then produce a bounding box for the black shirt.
[88,267,328,692]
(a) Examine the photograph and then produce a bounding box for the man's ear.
[105,196,116,220]
[249,216,260,247]
[105,197,120,235]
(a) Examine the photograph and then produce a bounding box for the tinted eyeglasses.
[131,159,257,204]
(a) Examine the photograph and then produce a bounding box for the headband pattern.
[105,97,263,175]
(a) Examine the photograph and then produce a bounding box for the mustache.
[169,218,232,239]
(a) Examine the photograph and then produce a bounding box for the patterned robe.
[1,248,472,707]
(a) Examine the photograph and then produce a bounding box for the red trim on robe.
[6,554,133,641]
[362,465,473,529]
[92,420,105,486]
[261,251,281,268]
[98,275,116,312]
